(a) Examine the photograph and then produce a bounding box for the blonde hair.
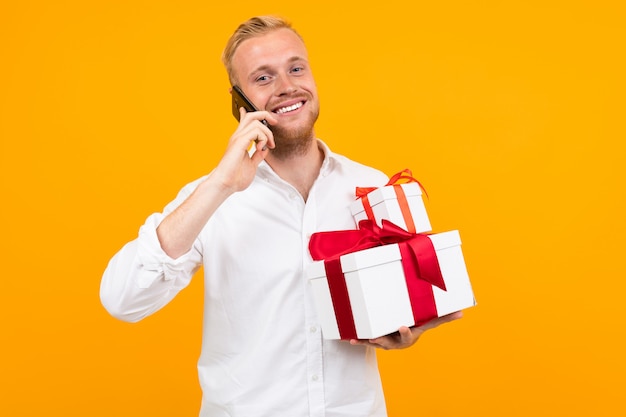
[222,16,303,85]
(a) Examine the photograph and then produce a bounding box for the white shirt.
[101,140,390,417]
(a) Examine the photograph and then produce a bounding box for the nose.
[275,73,297,96]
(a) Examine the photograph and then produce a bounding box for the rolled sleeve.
[135,213,201,288]
[100,212,203,322]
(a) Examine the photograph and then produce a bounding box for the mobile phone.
[231,85,269,127]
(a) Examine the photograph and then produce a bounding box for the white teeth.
[276,102,303,114]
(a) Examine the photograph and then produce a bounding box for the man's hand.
[211,107,278,194]
[349,311,463,350]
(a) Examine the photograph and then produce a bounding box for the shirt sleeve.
[100,180,205,323]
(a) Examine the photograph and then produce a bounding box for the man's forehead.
[251,55,308,72]
[232,29,309,80]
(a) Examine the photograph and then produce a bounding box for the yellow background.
[1,0,624,415]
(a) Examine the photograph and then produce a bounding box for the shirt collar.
[256,138,340,180]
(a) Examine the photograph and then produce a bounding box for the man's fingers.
[346,312,465,351]
[418,311,464,332]
[398,326,415,346]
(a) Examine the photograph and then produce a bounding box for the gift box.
[350,170,431,234]
[307,221,476,340]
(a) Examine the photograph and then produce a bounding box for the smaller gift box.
[307,221,476,340]
[350,170,432,234]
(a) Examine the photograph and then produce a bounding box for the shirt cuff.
[135,213,197,289]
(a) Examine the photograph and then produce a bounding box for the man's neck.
[265,139,324,201]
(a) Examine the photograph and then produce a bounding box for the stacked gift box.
[307,169,476,340]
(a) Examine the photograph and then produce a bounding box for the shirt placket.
[302,175,327,417]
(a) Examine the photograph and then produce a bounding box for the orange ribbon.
[355,169,427,233]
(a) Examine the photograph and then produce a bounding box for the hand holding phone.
[231,85,269,127]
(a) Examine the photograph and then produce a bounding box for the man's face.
[231,28,319,147]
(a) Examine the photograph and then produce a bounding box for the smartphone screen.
[231,85,268,126]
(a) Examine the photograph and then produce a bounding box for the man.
[101,15,461,417]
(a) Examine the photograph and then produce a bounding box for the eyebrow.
[250,56,309,75]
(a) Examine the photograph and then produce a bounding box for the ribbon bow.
[356,168,428,200]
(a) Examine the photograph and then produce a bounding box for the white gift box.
[307,230,476,340]
[350,182,432,234]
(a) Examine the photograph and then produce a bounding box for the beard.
[269,107,320,160]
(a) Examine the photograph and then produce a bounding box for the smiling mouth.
[274,101,304,114]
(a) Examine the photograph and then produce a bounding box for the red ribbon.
[355,169,428,234]
[323,258,358,340]
[309,220,446,339]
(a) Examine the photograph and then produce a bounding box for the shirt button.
[312,374,319,381]
[309,326,317,333]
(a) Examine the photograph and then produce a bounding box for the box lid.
[349,198,366,216]
[340,243,402,273]
[428,230,461,250]
[367,182,423,206]
[306,260,328,280]
[348,182,424,216]
[307,230,462,279]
